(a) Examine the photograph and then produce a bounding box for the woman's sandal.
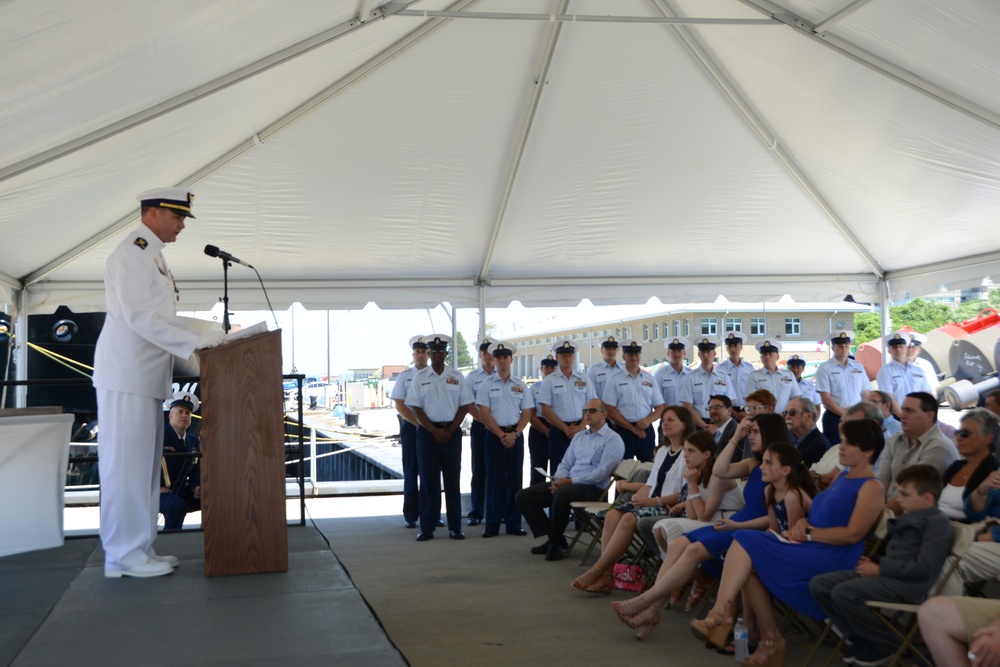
[611,596,650,624]
[741,638,787,667]
[684,570,713,612]
[690,611,734,650]
[584,572,615,595]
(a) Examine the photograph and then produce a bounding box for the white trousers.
[97,389,164,572]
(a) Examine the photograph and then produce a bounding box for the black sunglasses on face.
[582,408,602,414]
[956,429,975,438]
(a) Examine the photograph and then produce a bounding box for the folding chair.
[564,459,639,564]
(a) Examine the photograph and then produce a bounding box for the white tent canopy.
[2,0,1000,314]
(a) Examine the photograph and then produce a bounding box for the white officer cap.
[488,340,516,357]
[137,187,196,218]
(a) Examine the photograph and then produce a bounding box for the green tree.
[446,331,475,368]
[854,289,1000,344]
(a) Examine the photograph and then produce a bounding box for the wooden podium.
[198,329,288,576]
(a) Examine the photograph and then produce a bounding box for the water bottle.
[733,617,749,661]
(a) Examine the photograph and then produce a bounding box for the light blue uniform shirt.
[875,360,931,407]
[587,360,623,402]
[602,368,665,421]
[746,367,802,413]
[536,370,597,422]
[815,357,870,407]
[475,374,532,426]
[465,366,496,419]
[717,358,755,407]
[797,377,819,404]
[653,363,691,407]
[390,366,420,402]
[678,366,730,419]
[554,423,626,489]
[404,366,474,422]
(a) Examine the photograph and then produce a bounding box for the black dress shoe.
[467,518,482,526]
[530,540,551,555]
[436,519,445,527]
[404,521,418,529]
[481,531,498,538]
[506,528,528,536]
[416,532,434,542]
[545,543,565,561]
[449,531,465,540]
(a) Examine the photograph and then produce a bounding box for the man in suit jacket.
[784,396,830,467]
[708,394,739,448]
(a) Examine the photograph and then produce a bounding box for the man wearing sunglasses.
[783,396,830,467]
[515,398,624,562]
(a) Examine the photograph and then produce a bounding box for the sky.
[181,299,674,378]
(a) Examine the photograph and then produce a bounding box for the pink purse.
[612,562,645,592]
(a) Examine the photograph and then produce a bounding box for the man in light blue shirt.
[815,330,871,445]
[515,398,624,561]
[536,340,597,474]
[603,340,664,462]
[465,335,497,527]
[679,336,729,432]
[717,331,754,415]
[587,336,622,401]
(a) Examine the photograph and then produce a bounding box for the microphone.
[204,244,253,268]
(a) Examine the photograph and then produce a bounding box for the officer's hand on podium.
[196,330,227,349]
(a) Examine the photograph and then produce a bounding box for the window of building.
[652,323,659,339]
[643,324,649,340]
[700,318,718,335]
[545,337,552,343]
[616,327,621,338]
[684,319,690,336]
[751,318,766,336]
[785,318,801,336]
[672,320,679,337]
[725,318,742,333]
[583,331,589,339]
[571,333,578,340]
[604,329,610,337]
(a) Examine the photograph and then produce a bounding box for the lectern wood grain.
[198,330,288,576]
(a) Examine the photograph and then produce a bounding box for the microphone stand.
[220,258,232,333]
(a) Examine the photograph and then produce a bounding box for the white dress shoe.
[149,554,179,567]
[105,559,174,579]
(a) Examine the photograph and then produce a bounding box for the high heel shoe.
[611,596,650,622]
[668,585,687,608]
[628,605,660,637]
[741,638,787,667]
[690,611,734,650]
[684,570,713,612]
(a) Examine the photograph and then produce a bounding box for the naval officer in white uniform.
[93,188,225,578]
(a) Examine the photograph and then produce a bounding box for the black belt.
[431,421,452,428]
[563,420,581,427]
[498,425,518,433]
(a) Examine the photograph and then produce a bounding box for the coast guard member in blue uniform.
[876,331,932,416]
[654,337,691,443]
[815,330,871,445]
[717,330,754,416]
[587,336,621,401]
[464,336,497,527]
[527,355,558,484]
[159,391,202,530]
[390,335,432,529]
[405,334,474,541]
[515,398,625,561]
[475,341,532,538]
[746,339,801,414]
[535,340,597,474]
[93,188,225,579]
[787,354,819,404]
[679,336,729,432]
[603,340,664,462]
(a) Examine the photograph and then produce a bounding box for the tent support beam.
[739,0,1000,131]
[0,1,423,187]
[478,284,487,344]
[13,288,27,408]
[813,0,874,34]
[650,0,884,279]
[388,6,777,25]
[0,270,21,292]
[883,250,1000,283]
[477,0,569,283]
[879,278,892,363]
[22,0,482,288]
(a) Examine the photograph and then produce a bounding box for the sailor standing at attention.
[814,330,871,445]
[717,330,754,419]
[390,335,432,529]
[787,355,819,404]
[745,339,801,414]
[527,355,558,484]
[653,337,691,444]
[405,334,474,542]
[602,340,665,462]
[536,340,597,475]
[475,341,532,538]
[93,188,226,578]
[678,336,729,433]
[587,336,622,404]
[464,336,497,527]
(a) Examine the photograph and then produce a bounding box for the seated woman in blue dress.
[610,413,796,638]
[691,418,885,667]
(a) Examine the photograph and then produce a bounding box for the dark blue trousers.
[548,426,572,476]
[527,421,549,485]
[484,431,523,533]
[416,426,463,534]
[400,419,419,524]
[619,424,656,462]
[469,420,486,520]
[822,410,842,446]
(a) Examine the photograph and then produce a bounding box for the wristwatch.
[805,526,813,542]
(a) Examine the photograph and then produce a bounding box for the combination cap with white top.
[409,335,429,350]
[664,337,688,351]
[426,334,452,350]
[755,339,782,354]
[723,331,747,346]
[137,187,196,218]
[829,330,855,345]
[488,340,516,357]
[553,340,576,354]
[166,390,200,412]
[695,336,722,351]
[477,335,499,352]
